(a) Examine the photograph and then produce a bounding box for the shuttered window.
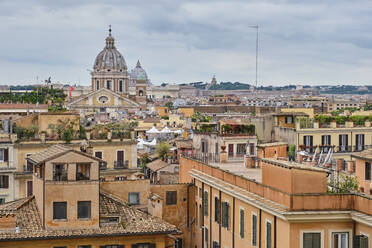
[252,214,257,246]
[0,176,9,188]
[365,162,371,181]
[203,191,208,216]
[221,202,229,229]
[166,191,177,205]
[240,209,244,238]
[214,197,220,223]
[266,221,272,248]
[303,233,321,248]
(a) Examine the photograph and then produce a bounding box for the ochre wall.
[355,157,371,194]
[0,234,168,248]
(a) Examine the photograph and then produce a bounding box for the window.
[321,135,331,152]
[100,245,124,248]
[221,202,229,229]
[266,221,272,248]
[95,151,103,159]
[356,134,365,151]
[53,164,67,181]
[0,176,9,188]
[101,217,120,224]
[252,214,257,246]
[0,198,5,205]
[354,235,369,248]
[212,241,220,248]
[339,134,349,152]
[78,246,92,248]
[201,140,208,154]
[99,96,109,104]
[237,144,246,156]
[240,209,244,238]
[332,232,348,248]
[303,232,321,248]
[131,243,155,248]
[106,80,112,89]
[214,197,220,223]
[365,162,371,181]
[119,80,123,92]
[96,80,100,90]
[205,227,209,248]
[128,192,140,205]
[203,191,208,216]
[166,191,177,205]
[53,202,67,220]
[76,164,90,180]
[27,181,33,197]
[0,149,5,162]
[215,143,219,155]
[285,116,293,124]
[303,135,313,153]
[249,143,255,156]
[78,201,91,219]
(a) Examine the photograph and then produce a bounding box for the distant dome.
[93,28,127,72]
[130,60,148,80]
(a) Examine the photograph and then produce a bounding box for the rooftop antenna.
[249,25,259,92]
[109,24,112,36]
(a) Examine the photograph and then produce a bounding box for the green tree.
[165,101,174,110]
[337,174,359,193]
[288,144,296,161]
[139,153,150,173]
[62,129,73,143]
[156,142,171,161]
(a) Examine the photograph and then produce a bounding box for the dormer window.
[76,164,90,181]
[101,216,120,224]
[53,164,67,181]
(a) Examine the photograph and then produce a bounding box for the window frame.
[300,230,324,248]
[266,219,272,248]
[77,201,91,219]
[166,191,177,205]
[53,201,67,220]
[128,192,140,205]
[328,229,351,248]
[95,151,103,160]
[365,162,371,181]
[251,212,258,246]
[239,207,245,239]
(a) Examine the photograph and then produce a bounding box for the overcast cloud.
[0,0,372,86]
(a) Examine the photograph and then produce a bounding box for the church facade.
[68,27,150,119]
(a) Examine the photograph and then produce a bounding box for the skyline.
[1,0,372,86]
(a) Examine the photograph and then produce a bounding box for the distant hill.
[208,82,251,90]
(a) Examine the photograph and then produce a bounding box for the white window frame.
[328,229,351,248]
[265,219,272,248]
[94,150,104,160]
[251,211,258,247]
[300,230,324,248]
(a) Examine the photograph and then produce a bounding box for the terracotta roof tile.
[0,192,178,241]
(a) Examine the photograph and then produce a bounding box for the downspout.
[219,190,222,247]
[274,216,277,248]
[232,197,235,248]
[202,182,204,248]
[210,185,212,248]
[259,209,262,248]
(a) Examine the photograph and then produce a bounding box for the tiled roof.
[27,144,72,164]
[0,192,178,241]
[146,159,168,172]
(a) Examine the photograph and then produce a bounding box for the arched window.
[96,80,100,90]
[139,89,143,96]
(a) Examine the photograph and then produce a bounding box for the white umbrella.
[146,126,160,134]
[161,126,171,133]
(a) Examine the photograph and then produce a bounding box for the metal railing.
[114,160,129,169]
[301,145,372,154]
[23,164,33,173]
[182,152,220,164]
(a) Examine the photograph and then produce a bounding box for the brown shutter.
[4,148,8,162]
[4,176,8,189]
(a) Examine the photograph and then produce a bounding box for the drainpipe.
[274,216,277,248]
[202,182,204,248]
[232,197,235,248]
[259,209,262,248]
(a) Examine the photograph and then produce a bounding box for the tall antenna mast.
[249,25,259,89]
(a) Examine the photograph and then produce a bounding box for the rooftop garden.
[298,114,372,129]
[221,124,255,135]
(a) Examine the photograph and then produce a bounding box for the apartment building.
[192,121,257,162]
[328,99,365,112]
[0,133,16,203]
[10,135,137,201]
[0,144,178,247]
[179,155,372,248]
[352,149,372,195]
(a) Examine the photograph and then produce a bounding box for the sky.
[1,0,372,86]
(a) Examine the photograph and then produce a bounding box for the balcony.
[23,164,33,173]
[114,160,129,169]
[301,145,372,154]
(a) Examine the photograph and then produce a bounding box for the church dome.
[130,60,148,80]
[93,28,127,72]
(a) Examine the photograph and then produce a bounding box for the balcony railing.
[183,152,220,164]
[301,145,372,154]
[114,160,129,169]
[23,164,33,173]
